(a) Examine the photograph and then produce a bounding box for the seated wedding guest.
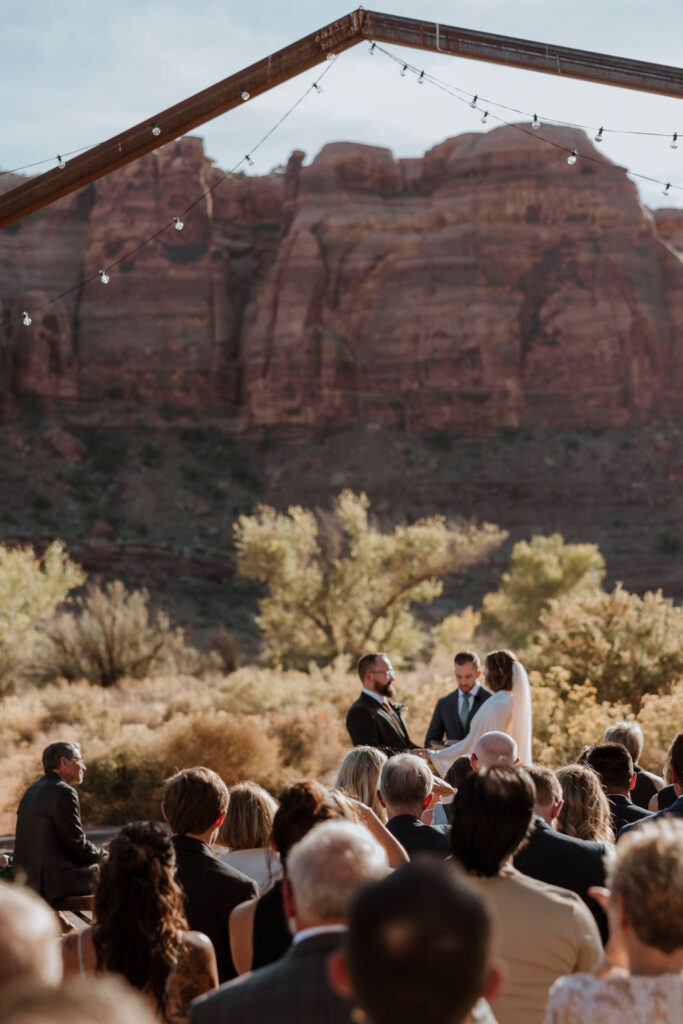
[228,780,353,976]
[379,754,450,858]
[603,722,663,809]
[620,732,683,838]
[432,754,474,825]
[336,746,388,821]
[471,732,518,770]
[191,821,389,1024]
[62,821,218,1023]
[544,819,683,1024]
[162,768,256,983]
[583,743,651,833]
[513,765,609,943]
[0,881,62,993]
[0,976,157,1024]
[329,860,502,1024]
[555,763,615,845]
[451,767,603,1024]
[218,781,279,894]
[648,738,680,812]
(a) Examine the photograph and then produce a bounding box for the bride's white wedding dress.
[429,661,533,772]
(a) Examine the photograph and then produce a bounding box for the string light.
[241,90,250,101]
[672,132,679,150]
[246,154,255,167]
[595,127,604,143]
[98,269,110,284]
[417,71,424,85]
[56,154,65,169]
[567,150,578,165]
[400,64,407,77]
[470,94,478,108]
[151,124,161,137]
[369,42,376,55]
[481,111,489,124]
[663,183,671,196]
[313,82,323,93]
[532,114,540,130]
[22,312,32,326]
[173,217,184,231]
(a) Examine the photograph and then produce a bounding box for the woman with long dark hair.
[63,821,218,1023]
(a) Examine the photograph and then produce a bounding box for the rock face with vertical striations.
[1,126,682,434]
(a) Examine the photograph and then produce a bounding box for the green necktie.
[459,693,470,728]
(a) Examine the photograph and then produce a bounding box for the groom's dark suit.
[424,685,492,746]
[346,692,418,754]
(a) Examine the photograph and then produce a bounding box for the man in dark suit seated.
[603,721,663,809]
[513,764,609,942]
[583,742,652,834]
[13,741,105,908]
[190,820,390,1024]
[424,650,492,748]
[379,753,450,858]
[346,653,418,754]
[162,767,257,983]
[620,732,683,839]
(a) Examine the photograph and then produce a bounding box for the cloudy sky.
[2,1,682,210]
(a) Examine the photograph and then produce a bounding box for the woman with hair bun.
[62,821,218,1023]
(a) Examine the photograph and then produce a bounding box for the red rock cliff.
[1,126,682,434]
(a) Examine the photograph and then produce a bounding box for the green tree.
[480,533,605,648]
[0,541,85,692]
[234,490,505,668]
[530,584,683,709]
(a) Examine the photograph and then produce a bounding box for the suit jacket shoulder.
[346,693,414,753]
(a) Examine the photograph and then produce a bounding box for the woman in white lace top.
[544,818,683,1024]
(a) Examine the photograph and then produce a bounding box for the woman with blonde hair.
[336,746,387,822]
[555,763,615,845]
[219,781,279,893]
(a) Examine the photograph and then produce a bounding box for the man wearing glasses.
[346,653,419,754]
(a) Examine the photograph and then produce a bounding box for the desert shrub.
[530,584,683,709]
[234,490,505,668]
[480,534,605,648]
[634,681,683,774]
[0,540,85,692]
[431,606,480,653]
[210,629,241,674]
[269,705,348,779]
[38,581,198,687]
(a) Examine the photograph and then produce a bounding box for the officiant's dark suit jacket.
[424,685,492,745]
[346,692,418,754]
[13,772,103,907]
[513,815,609,942]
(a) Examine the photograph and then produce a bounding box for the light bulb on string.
[246,155,255,167]
[567,150,578,165]
[99,269,110,284]
[152,124,161,137]
[369,42,376,55]
[56,154,65,169]
[671,133,679,150]
[481,111,489,124]
[241,90,250,101]
[173,217,184,231]
[663,183,671,196]
[22,311,32,326]
[470,94,478,108]
[400,64,407,77]
[532,114,540,130]
[313,82,323,93]
[595,127,604,143]
[417,71,424,85]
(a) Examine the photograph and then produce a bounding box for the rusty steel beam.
[361,10,683,98]
[0,9,366,229]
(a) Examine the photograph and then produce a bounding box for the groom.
[424,651,492,748]
[346,654,419,754]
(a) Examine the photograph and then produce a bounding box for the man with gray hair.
[380,753,450,858]
[13,741,104,908]
[603,721,663,808]
[191,820,389,1024]
[470,731,518,770]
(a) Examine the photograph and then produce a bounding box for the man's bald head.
[471,732,518,770]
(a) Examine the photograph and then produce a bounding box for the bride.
[427,650,532,773]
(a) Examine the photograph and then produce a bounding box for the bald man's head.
[471,732,518,770]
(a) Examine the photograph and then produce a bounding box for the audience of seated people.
[3,726,683,1024]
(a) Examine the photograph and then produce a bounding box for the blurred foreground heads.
[0,881,62,994]
[330,859,501,1024]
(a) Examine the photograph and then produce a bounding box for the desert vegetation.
[1,491,681,832]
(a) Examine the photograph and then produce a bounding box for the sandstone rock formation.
[1,126,682,435]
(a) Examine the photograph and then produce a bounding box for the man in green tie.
[424,651,493,748]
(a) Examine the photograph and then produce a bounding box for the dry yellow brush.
[1,659,679,833]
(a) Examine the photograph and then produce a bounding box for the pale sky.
[2,1,682,210]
